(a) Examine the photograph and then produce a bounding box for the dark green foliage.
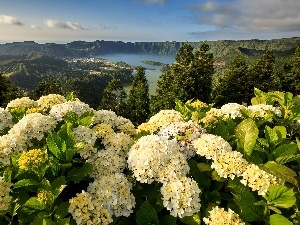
[98,79,127,116]
[125,66,150,126]
[150,42,214,114]
[280,45,300,95]
[213,51,281,106]
[0,73,19,107]
[34,77,62,99]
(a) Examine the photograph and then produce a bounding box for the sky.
[1,0,300,43]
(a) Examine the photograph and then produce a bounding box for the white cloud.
[31,24,42,30]
[44,19,86,30]
[0,15,23,26]
[186,0,300,39]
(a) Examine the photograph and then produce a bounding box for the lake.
[97,53,175,95]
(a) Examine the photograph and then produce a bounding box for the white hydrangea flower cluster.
[101,132,133,157]
[0,107,13,131]
[137,109,184,133]
[157,120,206,158]
[219,103,246,119]
[6,97,38,109]
[246,104,282,118]
[86,173,135,217]
[87,149,126,178]
[211,150,249,179]
[0,113,56,165]
[193,134,279,195]
[160,176,201,218]
[0,134,27,165]
[73,125,97,147]
[203,206,245,225]
[49,101,92,121]
[0,176,12,211]
[37,94,66,109]
[128,135,190,183]
[9,113,57,142]
[240,164,278,196]
[193,134,232,160]
[93,110,119,127]
[68,190,112,225]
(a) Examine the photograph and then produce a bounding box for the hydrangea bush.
[0,89,299,224]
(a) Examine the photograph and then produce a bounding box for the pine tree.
[98,79,127,116]
[212,54,249,106]
[150,42,214,114]
[0,73,19,107]
[125,66,150,125]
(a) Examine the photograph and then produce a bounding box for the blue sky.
[1,0,300,43]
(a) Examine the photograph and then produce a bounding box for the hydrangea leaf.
[264,185,296,208]
[235,118,259,156]
[265,126,286,148]
[136,201,159,225]
[179,213,201,225]
[160,215,177,225]
[262,161,298,187]
[234,192,263,222]
[268,214,293,225]
[13,179,39,188]
[66,163,93,183]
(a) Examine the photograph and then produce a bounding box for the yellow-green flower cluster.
[37,94,66,109]
[92,123,114,139]
[157,120,206,158]
[160,176,201,218]
[6,97,38,109]
[69,191,112,225]
[0,176,12,211]
[0,107,13,131]
[240,164,278,196]
[137,109,184,133]
[17,149,46,170]
[203,206,245,225]
[200,108,221,127]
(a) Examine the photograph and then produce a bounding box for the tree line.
[1,42,300,126]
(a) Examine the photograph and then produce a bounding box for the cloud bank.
[186,0,300,39]
[0,15,23,25]
[44,19,86,30]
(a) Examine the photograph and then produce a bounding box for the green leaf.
[43,218,56,225]
[262,161,298,187]
[276,154,300,164]
[197,163,212,172]
[54,202,70,220]
[51,176,67,199]
[65,147,77,161]
[14,179,39,188]
[56,218,70,225]
[234,192,263,222]
[47,134,65,159]
[264,185,296,208]
[136,201,159,225]
[235,118,259,156]
[204,191,221,204]
[160,215,177,225]
[227,177,250,194]
[265,126,286,148]
[22,197,46,213]
[180,213,201,225]
[66,163,93,183]
[10,189,29,216]
[273,142,298,159]
[215,123,230,141]
[79,111,94,127]
[268,214,293,225]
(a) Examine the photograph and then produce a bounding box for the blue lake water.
[97,53,175,95]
